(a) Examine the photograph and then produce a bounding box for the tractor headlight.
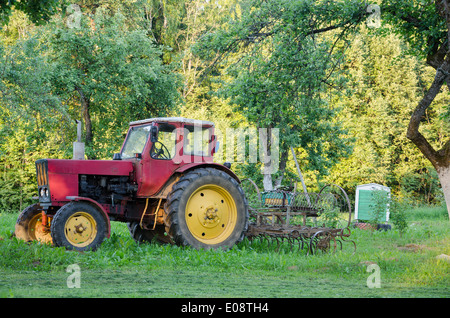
[40,187,49,198]
[38,186,51,203]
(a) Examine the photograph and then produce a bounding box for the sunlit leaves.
[195,0,365,183]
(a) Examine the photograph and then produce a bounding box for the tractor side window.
[184,125,211,157]
[121,125,151,159]
[150,123,176,160]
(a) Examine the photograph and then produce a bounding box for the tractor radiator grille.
[36,159,51,204]
[36,160,49,186]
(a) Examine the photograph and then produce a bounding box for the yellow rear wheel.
[164,168,248,249]
[185,184,238,245]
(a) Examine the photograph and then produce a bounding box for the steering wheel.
[151,141,171,159]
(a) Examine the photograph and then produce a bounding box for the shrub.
[389,199,409,237]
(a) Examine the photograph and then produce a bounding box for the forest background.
[0,0,449,215]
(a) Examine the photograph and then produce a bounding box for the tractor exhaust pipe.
[73,120,85,160]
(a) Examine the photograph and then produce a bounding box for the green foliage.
[378,0,450,213]
[44,8,181,158]
[0,117,68,211]
[319,207,341,229]
[0,30,69,211]
[0,0,448,211]
[389,199,408,236]
[368,191,409,236]
[0,34,64,123]
[369,190,390,226]
[0,3,182,211]
[0,0,60,25]
[324,26,449,203]
[194,0,367,189]
[380,0,448,59]
[143,0,186,60]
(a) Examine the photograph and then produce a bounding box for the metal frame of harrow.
[242,179,356,255]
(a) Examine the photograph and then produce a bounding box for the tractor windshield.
[121,125,151,159]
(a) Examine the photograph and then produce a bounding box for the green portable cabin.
[355,183,390,222]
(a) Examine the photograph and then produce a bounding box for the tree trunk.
[407,53,450,219]
[260,127,279,191]
[262,173,273,192]
[261,127,273,191]
[438,166,450,219]
[273,148,288,188]
[83,98,93,145]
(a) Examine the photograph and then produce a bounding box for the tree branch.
[427,39,448,69]
[407,54,450,169]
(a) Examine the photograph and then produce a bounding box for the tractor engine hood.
[36,159,134,204]
[44,159,134,176]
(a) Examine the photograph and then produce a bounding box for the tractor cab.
[117,117,217,163]
[115,117,219,197]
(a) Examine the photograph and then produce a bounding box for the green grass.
[0,205,449,298]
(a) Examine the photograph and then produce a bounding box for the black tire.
[377,223,392,231]
[127,222,172,244]
[50,202,108,251]
[15,203,52,244]
[164,167,249,250]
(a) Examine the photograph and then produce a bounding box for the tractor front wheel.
[50,202,107,251]
[15,204,52,244]
[164,168,248,250]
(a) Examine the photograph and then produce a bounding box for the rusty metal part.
[41,211,50,233]
[242,180,356,255]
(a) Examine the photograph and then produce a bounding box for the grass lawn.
[0,205,449,300]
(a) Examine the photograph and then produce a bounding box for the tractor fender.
[65,196,111,238]
[174,162,241,183]
[150,163,241,199]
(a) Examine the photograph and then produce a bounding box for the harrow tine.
[257,235,263,247]
[266,235,275,251]
[246,226,356,256]
[299,237,306,252]
[287,236,295,252]
[331,235,338,253]
[336,239,343,251]
[307,239,315,256]
[274,236,281,252]
[338,227,357,255]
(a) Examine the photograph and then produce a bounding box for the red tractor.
[15,117,249,251]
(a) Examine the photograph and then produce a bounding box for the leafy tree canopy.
[0,0,60,25]
[194,0,367,189]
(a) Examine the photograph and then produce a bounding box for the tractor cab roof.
[129,117,214,127]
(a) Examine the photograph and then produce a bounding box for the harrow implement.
[242,179,356,255]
